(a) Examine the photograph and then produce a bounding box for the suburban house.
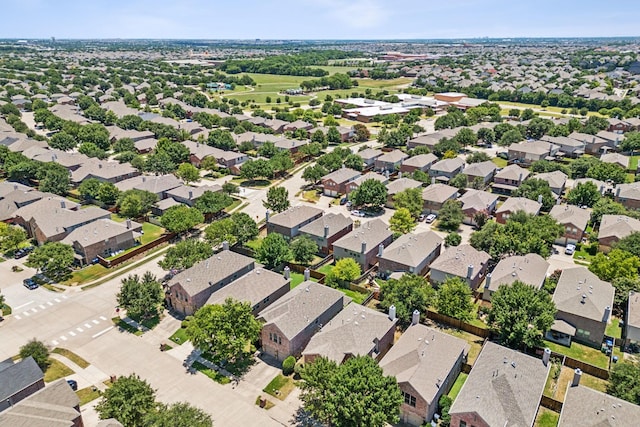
[534,170,568,196]
[70,159,140,185]
[0,379,82,427]
[429,244,491,290]
[106,125,155,143]
[309,126,355,142]
[380,323,469,426]
[133,138,158,154]
[165,184,222,207]
[572,177,608,195]
[184,140,248,171]
[601,152,630,169]
[568,132,608,155]
[332,219,394,270]
[507,140,558,165]
[428,157,465,182]
[302,305,397,365]
[0,357,45,412]
[0,188,51,222]
[375,149,409,172]
[356,148,383,168]
[385,177,423,208]
[259,281,350,361]
[166,249,255,316]
[407,130,457,150]
[399,153,438,174]
[115,174,182,200]
[626,291,640,347]
[321,167,361,197]
[495,197,542,224]
[457,189,499,226]
[558,384,640,427]
[298,213,353,255]
[606,117,633,133]
[462,161,496,188]
[492,164,530,195]
[283,120,313,133]
[540,135,585,158]
[275,138,308,154]
[61,218,142,265]
[549,204,591,246]
[345,172,389,195]
[615,182,640,211]
[597,130,626,149]
[548,267,615,347]
[378,231,443,278]
[449,341,549,427]
[266,205,324,239]
[482,254,549,301]
[598,214,640,252]
[421,183,459,214]
[205,267,290,315]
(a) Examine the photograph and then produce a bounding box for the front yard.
[263,374,296,400]
[169,326,189,345]
[192,361,231,385]
[44,359,74,383]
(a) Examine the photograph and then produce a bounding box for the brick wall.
[450,412,490,427]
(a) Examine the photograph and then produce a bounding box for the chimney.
[389,305,396,321]
[603,305,611,323]
[361,241,367,254]
[126,219,131,229]
[616,187,621,198]
[412,310,420,326]
[283,266,290,280]
[188,190,193,199]
[431,176,436,185]
[142,176,146,182]
[537,194,543,204]
[519,173,523,182]
[60,201,66,209]
[484,273,492,289]
[398,171,402,178]
[543,347,551,366]
[466,264,474,279]
[324,224,329,238]
[572,368,582,387]
[304,268,310,281]
[98,163,103,169]
[385,170,390,179]
[378,243,384,257]
[265,210,270,223]
[222,240,229,251]
[13,184,17,190]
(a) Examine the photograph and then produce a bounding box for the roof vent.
[511,361,517,368]
[581,294,587,304]
[186,278,191,282]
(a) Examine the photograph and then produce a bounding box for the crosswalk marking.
[54,298,61,303]
[23,311,30,316]
[68,331,76,337]
[92,319,99,325]
[99,316,107,321]
[77,327,83,332]
[84,323,92,329]
[15,315,21,320]
[47,301,53,306]
[39,304,46,309]
[30,308,37,313]
[52,340,59,345]
[60,335,67,341]
[62,295,68,299]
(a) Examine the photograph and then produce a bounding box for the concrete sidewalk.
[50,353,109,392]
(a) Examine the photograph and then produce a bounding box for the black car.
[14,249,27,259]
[23,278,38,290]
[66,379,78,391]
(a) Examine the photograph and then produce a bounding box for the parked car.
[66,379,78,391]
[14,249,28,259]
[425,214,437,223]
[497,152,509,160]
[565,244,576,255]
[339,197,348,205]
[23,278,38,290]
[350,210,365,217]
[418,214,426,222]
[33,273,55,285]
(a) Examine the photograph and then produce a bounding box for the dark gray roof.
[553,267,615,323]
[322,167,361,184]
[0,357,43,402]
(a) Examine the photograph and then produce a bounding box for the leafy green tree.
[143,402,212,427]
[444,232,461,247]
[389,207,416,235]
[145,152,176,174]
[78,123,110,150]
[117,272,164,320]
[466,151,490,163]
[263,186,290,213]
[343,153,363,171]
[302,164,327,184]
[438,200,464,231]
[256,232,292,269]
[0,223,27,252]
[477,128,495,145]
[620,132,640,155]
[207,129,236,151]
[569,156,600,179]
[392,187,423,218]
[311,129,327,146]
[240,159,273,181]
[354,123,370,141]
[449,173,468,190]
[436,277,473,321]
[291,235,318,265]
[222,182,239,195]
[379,274,436,327]
[587,161,627,184]
[186,298,261,364]
[269,151,294,176]
[159,239,213,271]
[204,218,236,247]
[78,142,108,159]
[257,141,278,158]
[117,190,158,218]
[325,258,361,287]
[98,182,120,206]
[96,374,156,427]
[49,131,77,151]
[607,362,640,405]
[231,212,259,245]
[566,181,601,207]
[161,206,204,234]
[300,356,402,427]
[113,137,135,153]
[454,128,477,148]
[26,242,74,281]
[156,138,190,165]
[588,249,640,282]
[326,126,341,144]
[591,198,628,225]
[614,232,640,258]
[19,339,50,372]
[175,163,200,184]
[611,277,640,309]
[38,163,70,195]
[487,281,556,350]
[194,191,232,215]
[349,179,387,208]
[513,178,555,211]
[498,129,523,146]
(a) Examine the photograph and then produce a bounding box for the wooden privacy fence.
[425,310,490,338]
[540,395,563,413]
[97,233,174,268]
[535,347,610,380]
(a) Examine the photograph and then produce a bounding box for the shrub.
[282,356,296,376]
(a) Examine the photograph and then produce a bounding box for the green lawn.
[76,386,101,406]
[129,313,160,330]
[447,373,468,400]
[244,237,263,252]
[112,317,143,336]
[543,340,610,369]
[192,361,231,384]
[581,372,608,392]
[492,157,508,167]
[340,288,369,304]
[606,317,622,339]
[290,272,319,289]
[64,263,108,285]
[535,408,559,427]
[263,374,296,400]
[140,222,165,245]
[169,327,189,345]
[44,359,74,383]
[317,264,334,275]
[110,213,126,223]
[224,198,242,213]
[52,348,90,368]
[1,303,11,316]
[629,155,640,172]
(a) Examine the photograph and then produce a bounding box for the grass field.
[447,373,468,400]
[140,222,165,245]
[52,348,90,368]
[77,387,101,406]
[169,327,189,345]
[44,359,74,383]
[192,361,231,385]
[543,340,610,369]
[263,374,296,400]
[290,272,319,289]
[340,288,369,304]
[606,317,622,339]
[534,408,559,427]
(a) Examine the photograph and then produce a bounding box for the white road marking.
[62,295,68,299]
[54,298,61,303]
[92,326,114,338]
[14,301,34,310]
[47,301,53,306]
[92,319,99,325]
[68,331,76,337]
[23,311,30,316]
[39,304,46,309]
[15,315,21,320]
[99,316,107,321]
[60,335,67,341]
[52,340,59,345]
[30,308,37,313]
[84,323,92,328]
[76,327,83,332]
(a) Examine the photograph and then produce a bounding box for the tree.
[389,207,416,235]
[159,239,213,270]
[257,141,278,158]
[269,151,294,176]
[454,128,477,148]
[175,163,200,184]
[49,131,77,151]
[350,179,387,208]
[156,138,189,164]
[444,232,461,247]
[222,182,239,195]
[614,232,640,258]
[96,374,156,427]
[98,182,120,206]
[79,142,108,159]
[436,277,473,321]
[438,200,464,231]
[19,339,50,372]
[379,274,436,327]
[354,123,370,141]
[620,132,640,155]
[26,242,74,281]
[78,123,110,150]
[326,126,341,144]
[186,298,261,364]
[591,198,628,225]
[392,187,423,218]
[194,191,232,215]
[343,153,364,171]
[302,164,327,184]
[145,152,176,174]
[466,151,490,163]
[325,258,361,287]
[487,281,556,350]
[498,129,524,146]
[449,173,468,190]
[513,178,555,211]
[143,402,213,427]
[263,186,290,213]
[204,218,236,247]
[607,362,640,405]
[587,161,627,184]
[117,272,164,320]
[589,249,640,282]
[566,181,601,207]
[300,356,402,427]
[0,223,27,252]
[611,277,640,309]
[78,178,102,200]
[113,137,135,153]
[257,232,292,268]
[240,159,273,181]
[160,206,204,234]
[117,190,158,218]
[291,235,318,265]
[231,212,259,245]
[38,164,70,195]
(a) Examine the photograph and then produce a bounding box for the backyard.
[543,340,610,369]
[534,408,559,427]
[447,372,468,400]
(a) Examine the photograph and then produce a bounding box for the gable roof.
[332,219,393,252]
[627,291,640,329]
[449,341,549,427]
[298,213,353,238]
[268,205,323,229]
[568,132,607,145]
[601,152,630,169]
[386,177,423,195]
[554,267,615,322]
[430,244,490,278]
[599,214,640,242]
[380,324,468,405]
[616,182,640,201]
[379,231,443,268]
[165,184,221,201]
[303,304,397,363]
[534,170,568,189]
[322,167,361,184]
[549,204,590,231]
[259,281,348,340]
[495,164,530,181]
[487,254,549,292]
[206,267,288,308]
[402,153,438,168]
[458,189,498,212]
[496,197,542,216]
[558,385,640,426]
[356,148,383,161]
[421,183,459,204]
[377,149,408,164]
[464,160,496,178]
[0,357,43,403]
[115,174,182,195]
[70,159,137,183]
[61,218,141,249]
[431,157,465,173]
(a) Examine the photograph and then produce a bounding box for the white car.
[351,210,365,217]
[565,244,576,255]
[425,214,437,223]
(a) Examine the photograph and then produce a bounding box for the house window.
[577,329,591,338]
[269,332,273,341]
[262,296,270,304]
[459,422,467,427]
[402,391,416,407]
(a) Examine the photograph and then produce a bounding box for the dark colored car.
[66,379,78,391]
[339,197,348,205]
[14,249,27,259]
[23,278,38,290]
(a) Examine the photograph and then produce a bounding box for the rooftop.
[268,205,323,229]
[553,267,615,322]
[430,244,490,279]
[379,231,443,269]
[558,385,640,427]
[332,219,393,253]
[386,177,423,195]
[496,197,542,215]
[206,267,289,308]
[298,213,353,238]
[599,214,640,241]
[487,254,549,292]
[421,183,459,203]
[549,204,590,231]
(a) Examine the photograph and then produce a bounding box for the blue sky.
[2,0,638,39]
